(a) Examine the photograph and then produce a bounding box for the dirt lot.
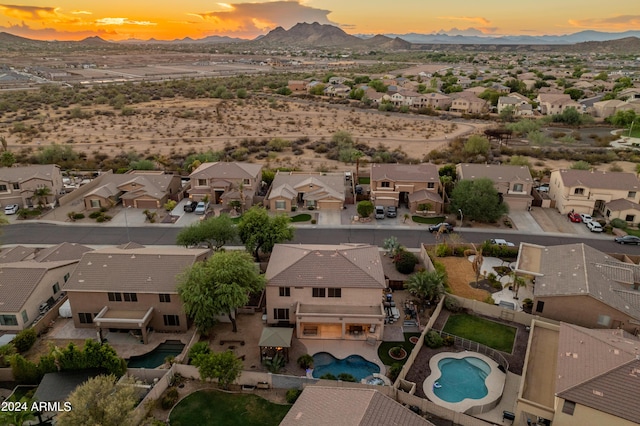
[436,256,489,301]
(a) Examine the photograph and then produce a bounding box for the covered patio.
[295,303,385,341]
[259,327,294,363]
[93,306,154,344]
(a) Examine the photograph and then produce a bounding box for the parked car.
[489,238,515,247]
[194,202,208,215]
[586,221,603,233]
[386,206,397,218]
[374,206,385,219]
[614,235,640,245]
[567,212,582,223]
[580,213,593,223]
[3,204,19,215]
[183,201,198,212]
[428,222,454,233]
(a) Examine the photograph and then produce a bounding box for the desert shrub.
[337,373,357,382]
[444,296,461,313]
[73,213,85,220]
[394,249,418,274]
[161,387,179,410]
[389,363,402,382]
[320,373,337,380]
[164,200,177,211]
[443,335,455,346]
[484,295,495,305]
[297,354,314,370]
[95,214,111,223]
[610,218,627,229]
[286,389,302,404]
[0,343,16,367]
[310,219,317,224]
[435,243,450,257]
[424,330,444,348]
[12,329,37,353]
[89,211,102,219]
[453,245,469,257]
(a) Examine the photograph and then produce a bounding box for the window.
[275,200,286,210]
[573,188,584,195]
[274,308,290,320]
[21,310,28,324]
[123,293,138,302]
[312,288,326,298]
[597,315,611,327]
[159,294,171,303]
[562,400,576,415]
[629,191,637,199]
[90,199,101,208]
[306,200,316,208]
[381,181,390,188]
[535,301,545,313]
[197,179,207,186]
[279,287,290,297]
[78,313,93,324]
[243,179,251,185]
[427,182,435,189]
[513,183,523,192]
[626,214,635,222]
[328,288,342,298]
[52,282,60,294]
[108,292,122,302]
[0,184,7,192]
[64,273,70,282]
[12,183,19,190]
[163,315,180,327]
[606,209,611,218]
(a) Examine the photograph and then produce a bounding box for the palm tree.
[510,273,527,299]
[33,186,52,209]
[405,270,445,305]
[472,247,484,288]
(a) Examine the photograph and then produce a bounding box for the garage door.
[135,199,159,209]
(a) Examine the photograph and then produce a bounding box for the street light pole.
[630,120,635,138]
[459,209,463,227]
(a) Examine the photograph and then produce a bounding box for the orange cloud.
[568,15,640,30]
[192,0,336,34]
[0,21,116,40]
[437,16,491,26]
[0,4,58,20]
[95,17,157,26]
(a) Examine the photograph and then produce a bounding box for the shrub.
[12,329,37,353]
[73,213,85,220]
[444,296,461,313]
[389,363,402,382]
[89,211,102,219]
[188,341,210,363]
[161,387,179,410]
[297,354,314,370]
[394,249,418,274]
[311,219,317,224]
[337,373,357,382]
[0,343,16,367]
[611,218,627,229]
[435,243,451,257]
[443,335,455,346]
[320,373,337,380]
[164,200,177,211]
[424,330,444,348]
[286,388,302,404]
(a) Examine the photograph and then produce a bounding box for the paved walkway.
[469,255,534,310]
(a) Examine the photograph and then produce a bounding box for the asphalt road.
[1,223,637,255]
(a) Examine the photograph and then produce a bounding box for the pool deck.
[423,351,506,415]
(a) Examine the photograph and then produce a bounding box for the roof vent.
[592,390,604,396]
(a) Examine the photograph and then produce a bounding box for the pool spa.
[424,352,505,414]
[312,352,380,381]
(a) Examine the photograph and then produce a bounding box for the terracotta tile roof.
[605,198,640,211]
[190,162,262,180]
[457,163,533,183]
[63,245,210,294]
[556,324,640,423]
[33,242,93,262]
[0,246,37,263]
[279,386,434,426]
[266,244,386,289]
[370,163,439,183]
[0,164,60,182]
[407,189,443,204]
[268,173,345,202]
[555,169,640,191]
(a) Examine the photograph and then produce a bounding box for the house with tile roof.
[0,164,63,209]
[416,92,452,110]
[188,162,263,210]
[515,243,640,333]
[604,198,640,226]
[265,244,386,341]
[456,163,533,211]
[280,386,434,426]
[536,93,582,115]
[370,163,443,213]
[548,169,640,215]
[497,95,533,116]
[267,171,346,212]
[516,320,640,426]
[0,243,91,331]
[63,243,210,343]
[449,92,489,114]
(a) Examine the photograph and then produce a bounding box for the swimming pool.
[433,357,489,402]
[424,352,506,414]
[127,340,185,369]
[312,352,380,381]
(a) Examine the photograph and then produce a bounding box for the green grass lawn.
[411,215,445,225]
[624,228,640,237]
[169,390,290,426]
[377,333,420,366]
[443,313,516,353]
[290,213,312,223]
[358,176,370,184]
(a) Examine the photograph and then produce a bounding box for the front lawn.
[377,333,420,366]
[443,313,516,353]
[411,215,445,225]
[290,213,312,223]
[169,390,290,426]
[624,228,640,237]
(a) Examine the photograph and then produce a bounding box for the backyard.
[169,390,290,426]
[377,332,420,366]
[443,313,516,353]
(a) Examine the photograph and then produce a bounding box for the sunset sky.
[0,1,638,41]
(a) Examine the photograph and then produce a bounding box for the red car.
[567,212,582,223]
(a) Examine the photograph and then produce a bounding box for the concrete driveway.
[508,211,544,234]
[529,207,594,236]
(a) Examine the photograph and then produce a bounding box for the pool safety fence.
[432,330,509,372]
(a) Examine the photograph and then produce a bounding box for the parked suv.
[374,206,385,219]
[183,201,198,212]
[194,201,208,215]
[386,206,397,218]
[428,222,454,233]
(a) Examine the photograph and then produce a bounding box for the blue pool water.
[312,352,380,381]
[433,357,489,403]
[127,341,185,368]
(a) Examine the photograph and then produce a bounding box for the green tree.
[56,375,141,426]
[405,270,445,304]
[0,150,15,167]
[552,107,582,126]
[192,350,243,390]
[463,135,491,157]
[33,186,52,208]
[499,105,516,123]
[178,250,265,333]
[564,88,584,101]
[237,206,294,261]
[368,79,388,93]
[129,159,155,170]
[176,214,237,250]
[357,200,374,218]
[451,178,509,223]
[609,110,637,128]
[570,160,591,170]
[309,83,326,95]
